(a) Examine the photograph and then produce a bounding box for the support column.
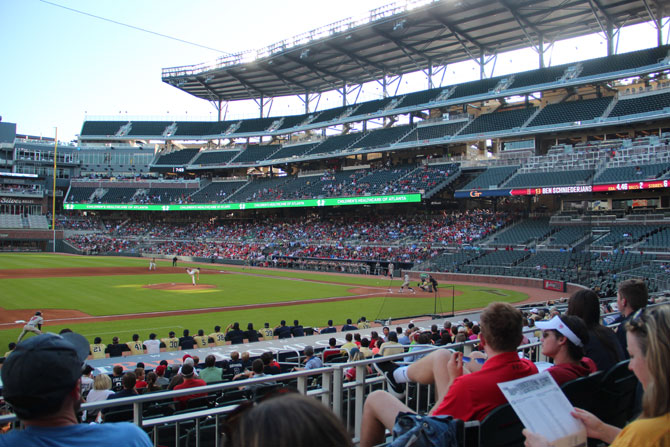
[259,95,264,118]
[480,51,485,80]
[606,22,614,56]
[538,37,544,68]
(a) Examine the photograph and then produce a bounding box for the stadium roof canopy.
[162,0,661,102]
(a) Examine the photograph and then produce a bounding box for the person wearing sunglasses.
[524,304,670,446]
[535,315,597,386]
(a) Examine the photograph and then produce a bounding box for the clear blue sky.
[0,0,667,142]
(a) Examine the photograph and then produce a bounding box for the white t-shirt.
[143,339,161,355]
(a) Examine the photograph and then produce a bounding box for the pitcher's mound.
[143,283,217,291]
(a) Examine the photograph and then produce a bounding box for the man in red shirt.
[360,302,538,447]
[173,363,207,409]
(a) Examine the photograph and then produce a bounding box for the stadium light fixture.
[300,49,310,59]
[393,19,406,31]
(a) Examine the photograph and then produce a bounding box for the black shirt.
[226,329,245,344]
[179,335,196,350]
[341,324,357,332]
[274,326,292,339]
[320,326,337,334]
[291,325,304,337]
[105,343,130,358]
[244,330,260,343]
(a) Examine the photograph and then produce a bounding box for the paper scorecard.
[498,371,587,447]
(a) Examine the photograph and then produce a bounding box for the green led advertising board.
[62,193,422,211]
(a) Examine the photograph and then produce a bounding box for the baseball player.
[161,331,180,352]
[399,273,415,294]
[149,257,157,271]
[186,267,200,285]
[89,337,107,359]
[388,262,395,278]
[17,311,43,343]
[209,325,227,346]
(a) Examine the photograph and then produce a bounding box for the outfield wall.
[409,271,586,296]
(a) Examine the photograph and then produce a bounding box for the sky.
[0,0,668,143]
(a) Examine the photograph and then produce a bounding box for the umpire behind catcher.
[0,332,151,447]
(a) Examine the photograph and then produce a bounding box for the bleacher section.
[187,181,247,203]
[400,122,465,142]
[0,214,23,229]
[100,187,139,203]
[460,107,537,135]
[503,169,593,188]
[66,187,97,203]
[545,226,590,247]
[154,148,200,165]
[460,166,519,190]
[528,97,612,127]
[608,91,670,118]
[230,145,281,164]
[127,121,173,136]
[578,45,669,78]
[191,150,239,166]
[594,162,670,184]
[490,218,552,246]
[266,143,318,160]
[235,117,276,134]
[80,121,123,136]
[640,227,670,251]
[353,125,413,149]
[592,225,658,248]
[307,133,366,156]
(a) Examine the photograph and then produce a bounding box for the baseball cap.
[1,332,89,419]
[155,364,167,376]
[181,363,194,377]
[535,315,583,347]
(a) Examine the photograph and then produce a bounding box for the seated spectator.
[259,322,274,340]
[111,365,124,392]
[358,316,371,329]
[179,329,196,350]
[193,329,209,348]
[535,315,597,385]
[293,346,322,371]
[261,352,281,375]
[345,348,372,381]
[241,351,252,370]
[84,373,115,422]
[225,351,244,377]
[360,302,538,447]
[237,359,276,392]
[567,289,623,371]
[404,333,432,363]
[108,372,139,400]
[0,333,151,446]
[200,354,223,384]
[340,333,357,355]
[144,372,162,393]
[105,336,129,358]
[134,368,148,390]
[245,323,260,343]
[291,320,304,337]
[210,325,227,346]
[226,393,352,447]
[359,338,374,358]
[225,322,245,344]
[154,364,170,388]
[341,319,357,332]
[322,338,341,362]
[126,334,144,356]
[161,331,180,352]
[89,337,106,359]
[173,363,207,409]
[320,319,337,334]
[524,304,670,447]
[379,331,404,357]
[613,279,648,357]
[273,320,292,339]
[80,365,95,396]
[143,333,161,355]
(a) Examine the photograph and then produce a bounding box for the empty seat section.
[191,151,238,166]
[100,188,139,203]
[266,143,318,160]
[231,145,281,164]
[235,117,275,134]
[509,65,569,89]
[579,45,670,78]
[80,121,124,136]
[127,121,173,136]
[309,106,347,124]
[398,87,443,108]
[504,169,593,188]
[144,188,190,204]
[307,133,366,156]
[189,181,246,203]
[491,218,552,245]
[609,91,670,117]
[154,149,200,165]
[593,226,657,247]
[640,227,670,250]
[354,125,413,149]
[400,122,465,143]
[470,250,528,266]
[67,187,97,203]
[461,107,537,135]
[173,121,220,137]
[461,166,519,190]
[451,77,500,99]
[351,98,392,116]
[529,97,612,127]
[545,226,590,247]
[276,114,310,130]
[594,162,670,183]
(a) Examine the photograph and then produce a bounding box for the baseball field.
[0,253,539,351]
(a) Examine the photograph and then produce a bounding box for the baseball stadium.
[1,1,670,446]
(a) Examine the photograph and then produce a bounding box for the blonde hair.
[626,304,670,418]
[93,373,112,391]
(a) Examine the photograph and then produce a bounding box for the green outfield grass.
[0,253,529,350]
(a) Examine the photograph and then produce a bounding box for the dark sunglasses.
[462,356,486,365]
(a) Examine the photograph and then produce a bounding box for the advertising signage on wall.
[62,193,422,211]
[456,179,670,198]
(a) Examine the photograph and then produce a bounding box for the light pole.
[52,127,58,252]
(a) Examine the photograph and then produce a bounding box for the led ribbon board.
[63,193,422,211]
[456,179,670,198]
